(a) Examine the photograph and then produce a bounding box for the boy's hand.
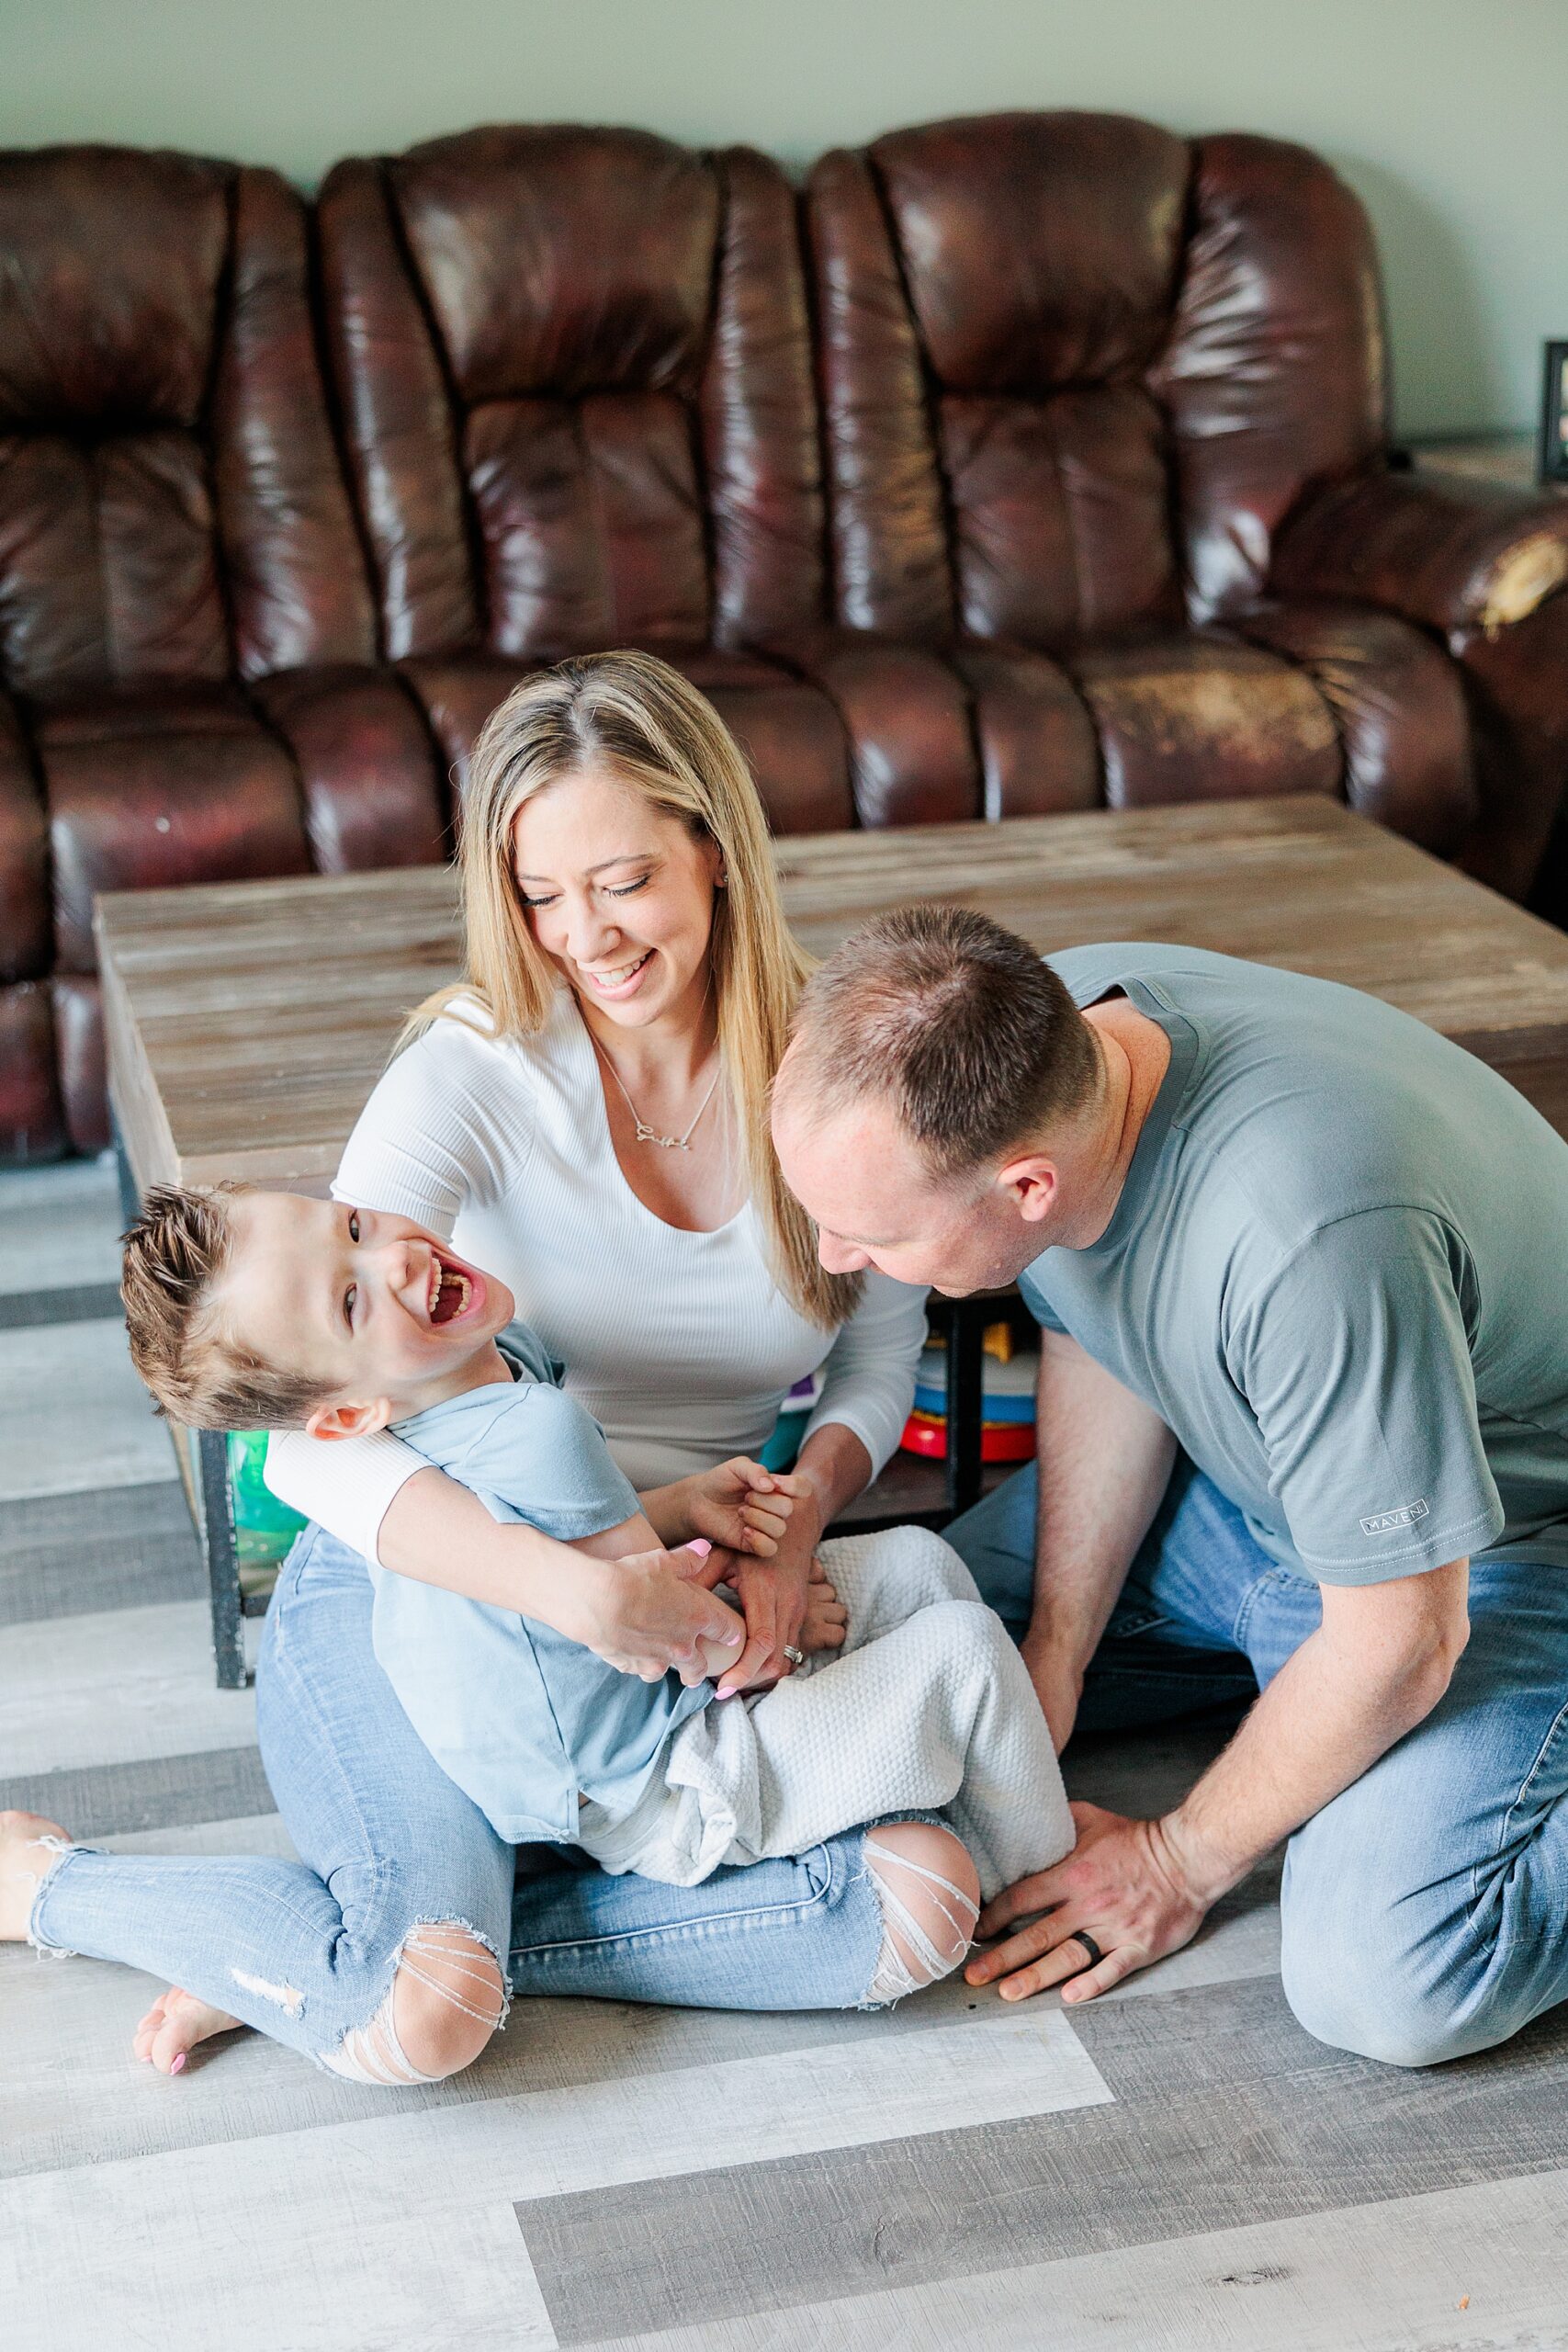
[800,1555,847,1658]
[684,1459,807,1558]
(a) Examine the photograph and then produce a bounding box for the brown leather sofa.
[0,146,447,1159]
[801,113,1568,881]
[316,127,854,830]
[5,117,1567,1161]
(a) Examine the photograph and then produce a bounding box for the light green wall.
[8,0,1566,436]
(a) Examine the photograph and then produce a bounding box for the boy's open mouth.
[427,1251,485,1328]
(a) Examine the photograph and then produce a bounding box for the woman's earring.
[716,868,728,888]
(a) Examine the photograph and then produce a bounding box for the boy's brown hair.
[121,1182,331,1431]
[782,904,1100,1177]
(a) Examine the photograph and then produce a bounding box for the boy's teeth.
[429,1265,471,1325]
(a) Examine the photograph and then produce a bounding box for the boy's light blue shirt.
[373,1321,711,1844]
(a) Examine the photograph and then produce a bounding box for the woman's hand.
[570,1544,746,1685]
[681,1459,807,1558]
[712,1480,826,1698]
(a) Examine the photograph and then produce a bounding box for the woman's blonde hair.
[408,650,861,1332]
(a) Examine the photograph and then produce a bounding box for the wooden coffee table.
[97,795,1568,1682]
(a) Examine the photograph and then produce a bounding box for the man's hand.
[964,1802,1211,2005]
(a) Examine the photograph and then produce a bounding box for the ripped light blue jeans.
[30,1526,885,2071]
[948,1453,1568,2068]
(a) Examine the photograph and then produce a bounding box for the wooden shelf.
[831,1448,1016,1534]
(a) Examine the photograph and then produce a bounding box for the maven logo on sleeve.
[1359,1498,1431,1537]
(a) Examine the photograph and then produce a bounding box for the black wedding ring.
[1070,1930,1104,1969]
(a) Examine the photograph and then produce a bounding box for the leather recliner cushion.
[1064,634,1343,808]
[399,647,853,836]
[1234,600,1478,855]
[250,666,449,873]
[51,973,105,1156]
[0,692,49,981]
[321,133,827,668]
[0,980,66,1160]
[39,683,312,973]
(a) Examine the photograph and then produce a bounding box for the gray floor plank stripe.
[0,2012,1107,2352]
[0,1479,201,1623]
[1,1598,258,1771]
[5,1745,275,1837]
[0,1279,124,1330]
[0,1316,171,1500]
[515,1978,1568,2345]
[0,1155,122,1297]
[589,2165,1568,2352]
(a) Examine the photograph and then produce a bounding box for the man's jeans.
[949,1454,1568,2066]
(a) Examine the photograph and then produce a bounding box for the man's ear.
[996,1153,1059,1227]
[304,1396,394,1442]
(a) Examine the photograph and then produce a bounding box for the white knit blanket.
[578,1525,1074,1902]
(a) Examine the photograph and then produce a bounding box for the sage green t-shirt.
[1021,945,1568,1587]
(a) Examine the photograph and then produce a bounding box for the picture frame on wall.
[1539,341,1568,484]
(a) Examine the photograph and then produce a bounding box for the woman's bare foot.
[0,1809,70,1939]
[2,1813,243,2075]
[133,1985,245,2076]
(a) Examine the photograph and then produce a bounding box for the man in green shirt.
[772,906,1568,2065]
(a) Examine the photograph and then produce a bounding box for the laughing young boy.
[122,1184,1072,1993]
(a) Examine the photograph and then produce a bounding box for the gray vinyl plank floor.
[0,1600,257,1773]
[0,1315,172,1498]
[0,1480,203,1623]
[597,2167,1568,2352]
[0,1151,123,1295]
[4,1156,1566,2352]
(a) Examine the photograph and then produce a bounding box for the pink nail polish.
[170,2052,186,2075]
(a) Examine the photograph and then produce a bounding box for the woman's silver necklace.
[590,1030,722,1150]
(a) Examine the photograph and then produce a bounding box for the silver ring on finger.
[783,1645,805,1665]
[1070,1930,1105,1969]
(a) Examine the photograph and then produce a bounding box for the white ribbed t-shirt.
[265,991,927,1565]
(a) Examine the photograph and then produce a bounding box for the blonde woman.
[6,655,974,2085]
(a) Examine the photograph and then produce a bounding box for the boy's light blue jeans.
[948,1453,1568,2067]
[30,1526,885,2064]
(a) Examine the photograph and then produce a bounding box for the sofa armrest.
[0,689,48,984]
[1272,470,1568,905]
[1271,469,1568,639]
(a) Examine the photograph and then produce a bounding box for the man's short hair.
[121,1182,330,1432]
[784,905,1100,1176]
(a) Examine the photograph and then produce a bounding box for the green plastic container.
[227,1430,308,1569]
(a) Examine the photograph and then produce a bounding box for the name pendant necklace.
[590,1025,722,1151]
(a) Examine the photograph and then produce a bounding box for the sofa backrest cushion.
[807,111,1386,644]
[319,126,825,663]
[0,146,375,695]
